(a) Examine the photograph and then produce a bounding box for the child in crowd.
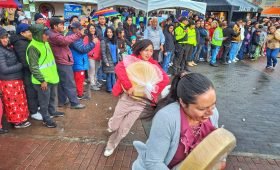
[116,27,130,61]
[250,29,261,60]
[84,24,102,91]
[101,27,118,93]
[68,22,95,99]
[127,35,137,55]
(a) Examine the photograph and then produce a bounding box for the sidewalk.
[0,58,280,169]
[1,136,280,170]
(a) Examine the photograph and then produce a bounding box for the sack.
[124,57,163,100]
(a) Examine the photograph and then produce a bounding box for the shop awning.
[261,7,280,17]
[204,0,262,13]
[33,0,97,4]
[97,0,207,14]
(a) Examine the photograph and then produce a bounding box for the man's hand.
[41,81,48,91]
[160,45,164,52]
[184,29,188,33]
[106,63,110,67]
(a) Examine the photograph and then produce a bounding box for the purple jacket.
[48,30,82,65]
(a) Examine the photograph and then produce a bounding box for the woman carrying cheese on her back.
[132,71,226,170]
[103,39,169,157]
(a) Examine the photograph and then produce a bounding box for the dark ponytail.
[154,71,214,114]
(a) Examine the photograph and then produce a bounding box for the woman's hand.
[127,87,134,96]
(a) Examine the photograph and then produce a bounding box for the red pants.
[74,71,85,97]
[0,99,3,128]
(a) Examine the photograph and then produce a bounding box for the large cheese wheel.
[173,128,236,170]
[275,29,280,41]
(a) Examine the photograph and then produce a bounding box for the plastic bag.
[124,56,163,100]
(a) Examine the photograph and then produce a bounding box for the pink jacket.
[48,30,82,65]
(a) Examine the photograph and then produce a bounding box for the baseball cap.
[16,23,30,34]
[70,21,83,30]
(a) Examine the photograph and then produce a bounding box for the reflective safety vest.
[186,28,197,46]
[26,39,59,84]
[211,27,223,47]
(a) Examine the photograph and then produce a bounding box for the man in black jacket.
[10,23,42,121]
[221,22,240,64]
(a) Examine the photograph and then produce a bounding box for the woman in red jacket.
[84,24,102,91]
[104,39,170,157]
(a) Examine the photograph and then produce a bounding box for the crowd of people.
[0,10,279,168]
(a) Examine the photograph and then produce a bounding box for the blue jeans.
[237,41,246,60]
[162,51,173,72]
[97,66,107,81]
[190,46,197,61]
[210,45,220,64]
[266,48,279,67]
[229,42,239,61]
[200,44,208,59]
[106,73,116,92]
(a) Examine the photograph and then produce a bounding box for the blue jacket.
[198,27,208,44]
[67,31,95,71]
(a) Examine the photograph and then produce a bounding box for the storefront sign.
[239,6,258,12]
[64,4,82,20]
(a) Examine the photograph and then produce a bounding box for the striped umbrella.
[92,8,120,20]
[0,0,22,8]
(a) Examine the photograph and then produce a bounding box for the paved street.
[0,56,280,169]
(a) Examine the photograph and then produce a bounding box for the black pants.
[221,44,231,63]
[173,44,192,74]
[57,64,79,106]
[153,50,160,61]
[23,70,39,115]
[33,84,57,121]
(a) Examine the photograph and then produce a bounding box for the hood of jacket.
[10,34,30,46]
[29,24,45,42]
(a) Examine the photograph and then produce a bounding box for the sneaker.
[14,121,31,129]
[266,66,273,69]
[273,63,277,68]
[96,82,103,88]
[50,112,65,118]
[199,58,205,62]
[104,148,115,157]
[187,62,194,67]
[77,95,90,100]
[71,104,86,109]
[234,57,239,61]
[58,99,70,107]
[0,128,8,134]
[232,59,237,63]
[90,85,101,91]
[31,112,43,121]
[222,62,229,65]
[210,63,218,67]
[228,60,232,64]
[43,119,57,128]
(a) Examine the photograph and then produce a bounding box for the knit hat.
[130,35,136,41]
[16,23,30,34]
[34,13,44,21]
[0,27,8,38]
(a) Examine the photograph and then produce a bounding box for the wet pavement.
[191,57,280,157]
[0,56,280,169]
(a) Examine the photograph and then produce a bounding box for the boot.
[192,61,197,66]
[188,62,194,67]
